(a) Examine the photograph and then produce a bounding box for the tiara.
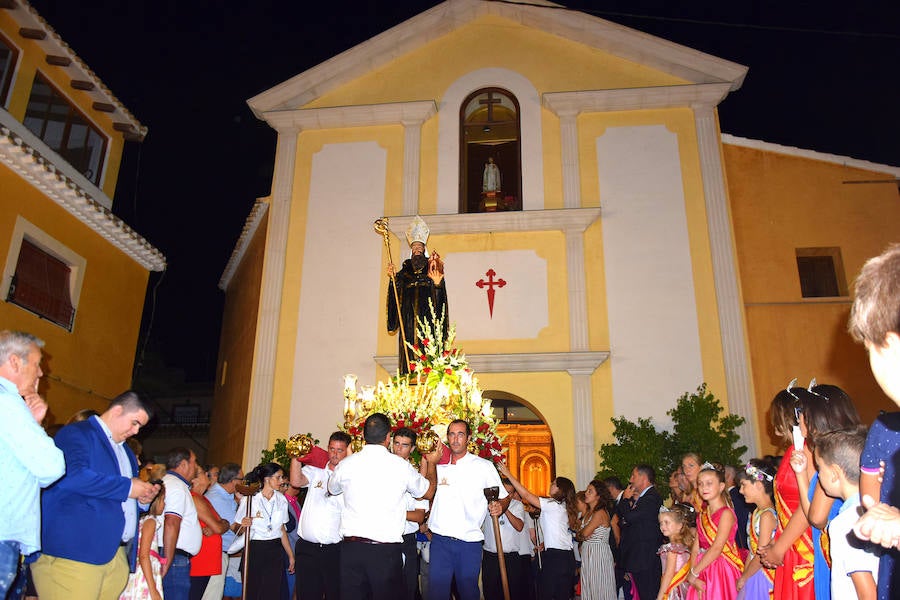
[660,502,696,515]
[699,461,722,472]
[745,463,774,482]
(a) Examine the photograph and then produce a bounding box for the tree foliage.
[596,384,746,498]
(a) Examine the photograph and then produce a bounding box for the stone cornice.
[247,0,747,117]
[219,200,269,291]
[543,83,733,115]
[375,351,609,374]
[8,0,147,139]
[0,111,165,271]
[260,101,437,133]
[385,208,601,236]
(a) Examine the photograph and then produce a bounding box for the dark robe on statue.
[387,258,448,374]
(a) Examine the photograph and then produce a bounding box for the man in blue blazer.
[32,391,159,600]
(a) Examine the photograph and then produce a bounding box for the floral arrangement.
[341,303,504,463]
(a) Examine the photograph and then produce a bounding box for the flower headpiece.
[745,463,774,482]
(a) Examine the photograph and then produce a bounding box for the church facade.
[214,0,899,482]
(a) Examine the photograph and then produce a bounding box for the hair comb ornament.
[745,463,774,482]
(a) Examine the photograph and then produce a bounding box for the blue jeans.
[163,553,191,600]
[427,534,482,600]
[0,541,25,600]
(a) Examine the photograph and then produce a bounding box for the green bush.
[260,438,292,474]
[596,383,746,499]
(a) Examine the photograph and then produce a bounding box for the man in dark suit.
[617,464,664,600]
[32,391,159,600]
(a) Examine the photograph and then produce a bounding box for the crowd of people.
[4,244,900,600]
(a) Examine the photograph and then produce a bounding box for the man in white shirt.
[392,427,430,600]
[161,448,203,600]
[328,413,437,600]
[289,431,350,600]
[427,419,507,600]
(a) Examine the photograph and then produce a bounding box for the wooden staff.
[374,217,410,371]
[484,486,510,600]
[235,481,260,600]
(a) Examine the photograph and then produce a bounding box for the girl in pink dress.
[686,465,743,600]
[657,503,696,600]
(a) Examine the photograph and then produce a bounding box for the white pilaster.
[559,110,581,209]
[568,369,595,489]
[694,104,757,458]
[244,126,298,467]
[402,120,422,216]
[566,229,589,351]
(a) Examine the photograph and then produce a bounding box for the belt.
[158,548,192,558]
[343,536,397,545]
[299,537,339,548]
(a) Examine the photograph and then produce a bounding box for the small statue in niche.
[482,156,501,193]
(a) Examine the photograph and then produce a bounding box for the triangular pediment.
[248,0,747,117]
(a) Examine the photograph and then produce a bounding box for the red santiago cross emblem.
[475,269,506,318]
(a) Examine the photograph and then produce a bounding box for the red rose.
[423,339,430,346]
[478,423,489,433]
[420,355,426,361]
[444,368,452,374]
[413,344,420,351]
[443,350,450,357]
[423,367,432,374]
[479,448,491,459]
[409,363,417,371]
[491,441,501,450]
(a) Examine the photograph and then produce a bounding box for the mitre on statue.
[406,215,430,248]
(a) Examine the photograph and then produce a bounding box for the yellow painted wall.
[724,144,900,453]
[267,126,405,446]
[0,165,148,423]
[209,209,269,464]
[579,108,730,409]
[0,14,127,199]
[306,15,687,110]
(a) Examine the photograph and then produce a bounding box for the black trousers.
[339,539,402,600]
[630,564,662,600]
[400,533,419,600]
[481,550,523,600]
[538,548,575,600]
[294,538,341,600]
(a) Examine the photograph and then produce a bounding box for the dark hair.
[393,427,417,446]
[165,447,193,470]
[219,462,241,484]
[328,431,352,446]
[635,463,656,485]
[449,418,471,436]
[602,476,623,492]
[849,243,900,346]
[800,384,861,450]
[364,413,391,444]
[587,479,615,515]
[551,476,580,530]
[109,390,154,421]
[815,427,867,484]
[246,462,284,485]
[769,388,800,447]
[744,458,776,499]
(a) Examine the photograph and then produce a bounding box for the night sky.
[25,1,899,382]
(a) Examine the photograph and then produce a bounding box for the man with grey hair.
[33,391,158,600]
[203,462,244,600]
[0,330,65,599]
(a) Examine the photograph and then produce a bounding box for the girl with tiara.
[686,464,743,600]
[657,503,696,600]
[756,383,815,600]
[737,459,777,600]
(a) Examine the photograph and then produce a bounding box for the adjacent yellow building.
[214,0,898,477]
[0,1,165,423]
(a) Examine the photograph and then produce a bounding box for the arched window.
[459,88,521,213]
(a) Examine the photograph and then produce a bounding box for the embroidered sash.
[748,508,776,585]
[663,558,691,599]
[699,507,744,573]
[773,479,814,587]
